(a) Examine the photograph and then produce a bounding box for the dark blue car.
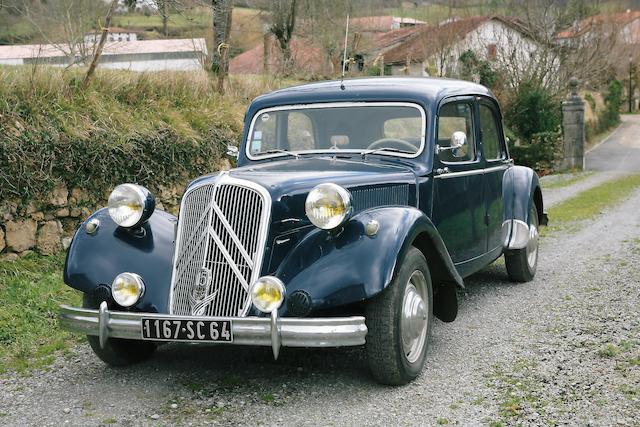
[60,77,546,385]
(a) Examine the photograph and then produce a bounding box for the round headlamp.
[250,276,285,313]
[305,183,353,230]
[108,184,155,228]
[111,272,145,307]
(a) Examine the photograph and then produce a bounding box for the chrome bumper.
[59,303,368,359]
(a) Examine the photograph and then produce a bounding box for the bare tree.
[82,0,118,89]
[269,0,297,74]
[211,0,233,93]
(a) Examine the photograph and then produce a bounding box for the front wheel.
[505,202,539,282]
[83,294,156,367]
[365,247,433,385]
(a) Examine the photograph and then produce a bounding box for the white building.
[0,39,208,72]
[380,16,548,82]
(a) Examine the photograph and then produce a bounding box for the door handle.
[436,167,450,175]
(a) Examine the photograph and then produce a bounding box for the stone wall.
[0,182,186,262]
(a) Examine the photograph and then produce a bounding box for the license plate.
[141,318,233,342]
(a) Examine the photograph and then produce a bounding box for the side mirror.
[436,131,467,157]
[226,144,239,159]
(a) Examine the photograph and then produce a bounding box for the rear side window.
[479,104,505,160]
[437,102,476,163]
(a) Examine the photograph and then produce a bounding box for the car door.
[478,99,511,253]
[431,98,486,264]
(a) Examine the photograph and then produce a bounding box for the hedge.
[0,67,243,201]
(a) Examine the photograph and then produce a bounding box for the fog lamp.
[111,272,145,307]
[250,276,285,313]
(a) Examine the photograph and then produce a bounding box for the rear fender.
[503,165,544,249]
[64,208,176,313]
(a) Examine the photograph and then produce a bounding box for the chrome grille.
[351,184,410,212]
[170,176,270,317]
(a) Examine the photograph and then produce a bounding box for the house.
[0,39,207,72]
[555,10,640,46]
[229,37,332,76]
[84,27,141,44]
[372,16,544,78]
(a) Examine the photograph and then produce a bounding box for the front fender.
[64,208,176,313]
[275,207,461,315]
[503,165,544,249]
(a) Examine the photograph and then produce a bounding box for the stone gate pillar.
[562,77,586,170]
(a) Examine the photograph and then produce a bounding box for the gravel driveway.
[2,122,640,426]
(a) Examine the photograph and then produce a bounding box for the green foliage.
[508,131,562,174]
[504,81,561,140]
[0,67,243,201]
[458,50,497,88]
[586,79,623,142]
[0,253,81,373]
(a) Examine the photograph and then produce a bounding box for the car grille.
[351,184,410,212]
[169,176,270,317]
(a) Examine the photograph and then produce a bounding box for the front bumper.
[59,303,368,359]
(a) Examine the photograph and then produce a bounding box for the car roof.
[248,77,494,112]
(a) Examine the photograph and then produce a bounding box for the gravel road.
[2,122,640,426]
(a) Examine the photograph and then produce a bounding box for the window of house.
[479,104,505,160]
[437,102,476,163]
[487,44,497,60]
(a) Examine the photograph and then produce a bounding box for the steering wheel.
[366,138,417,152]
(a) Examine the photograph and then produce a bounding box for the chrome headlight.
[305,183,353,230]
[108,184,155,228]
[111,272,145,307]
[250,276,285,313]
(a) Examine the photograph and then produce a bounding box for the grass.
[544,174,640,232]
[0,253,81,373]
[541,172,593,190]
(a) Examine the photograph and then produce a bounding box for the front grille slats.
[170,178,269,317]
[351,184,410,212]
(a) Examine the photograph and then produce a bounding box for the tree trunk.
[81,0,117,90]
[162,2,169,37]
[211,0,233,94]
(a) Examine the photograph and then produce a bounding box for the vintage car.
[59,77,546,385]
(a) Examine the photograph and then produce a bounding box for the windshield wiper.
[361,147,415,158]
[260,149,299,159]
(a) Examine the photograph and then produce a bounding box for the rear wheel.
[83,294,156,367]
[365,247,433,385]
[505,202,539,282]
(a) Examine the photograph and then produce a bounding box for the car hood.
[188,156,417,222]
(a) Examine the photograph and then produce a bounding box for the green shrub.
[508,131,562,174]
[0,66,243,201]
[585,80,623,141]
[504,81,561,140]
[458,50,497,88]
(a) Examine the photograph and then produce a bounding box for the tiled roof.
[556,10,640,38]
[229,37,331,75]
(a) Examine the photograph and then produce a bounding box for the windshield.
[246,103,425,159]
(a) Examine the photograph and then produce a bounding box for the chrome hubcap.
[401,270,428,363]
[526,208,539,269]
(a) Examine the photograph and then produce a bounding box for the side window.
[437,102,476,163]
[287,112,315,151]
[479,104,505,160]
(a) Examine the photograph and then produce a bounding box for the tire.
[505,201,540,282]
[83,294,156,367]
[365,247,433,385]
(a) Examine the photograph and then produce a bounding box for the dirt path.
[1,178,639,426]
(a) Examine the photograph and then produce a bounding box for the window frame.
[245,102,427,161]
[435,98,480,166]
[477,99,508,162]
